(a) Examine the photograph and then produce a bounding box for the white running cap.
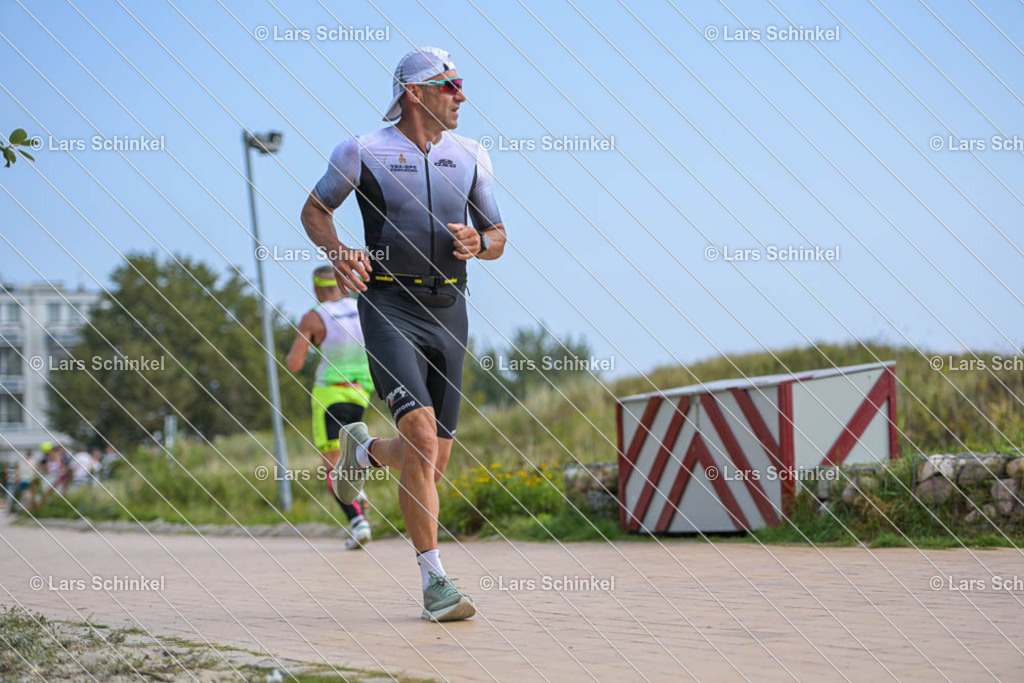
[383,47,456,122]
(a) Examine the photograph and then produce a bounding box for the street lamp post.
[243,129,291,511]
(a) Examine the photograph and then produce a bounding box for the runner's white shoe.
[344,519,372,551]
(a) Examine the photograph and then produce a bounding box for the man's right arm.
[301,139,371,294]
[285,310,320,373]
[301,190,340,252]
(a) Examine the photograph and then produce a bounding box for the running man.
[301,47,506,622]
[286,267,376,550]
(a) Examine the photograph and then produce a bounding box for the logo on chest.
[433,158,456,168]
[388,153,418,173]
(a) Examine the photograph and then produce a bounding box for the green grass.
[30,342,1024,547]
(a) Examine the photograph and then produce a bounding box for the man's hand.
[332,245,372,294]
[448,223,481,260]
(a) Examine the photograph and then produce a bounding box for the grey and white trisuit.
[314,125,502,436]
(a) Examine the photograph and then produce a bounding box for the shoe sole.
[421,596,476,622]
[334,423,370,504]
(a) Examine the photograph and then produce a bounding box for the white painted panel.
[792,368,884,470]
[843,406,891,466]
[625,398,689,517]
[669,458,742,533]
[747,385,781,445]
[712,389,783,514]
[640,410,699,532]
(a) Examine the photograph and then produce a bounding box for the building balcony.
[0,375,24,394]
[0,326,23,346]
[47,330,82,347]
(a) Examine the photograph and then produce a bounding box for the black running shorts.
[358,285,468,439]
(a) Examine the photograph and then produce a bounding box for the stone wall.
[563,462,618,520]
[914,453,1024,528]
[815,453,1024,530]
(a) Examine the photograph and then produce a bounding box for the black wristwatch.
[477,232,490,256]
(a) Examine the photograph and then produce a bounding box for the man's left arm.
[449,222,505,261]
[476,224,505,260]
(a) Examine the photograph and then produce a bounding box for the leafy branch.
[2,128,37,168]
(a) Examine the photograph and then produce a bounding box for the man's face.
[409,69,465,130]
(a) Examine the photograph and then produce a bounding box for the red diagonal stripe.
[731,388,784,471]
[702,395,779,526]
[655,435,750,533]
[820,372,891,467]
[628,397,690,532]
[618,396,663,528]
[886,368,899,461]
[778,381,795,516]
[616,401,626,529]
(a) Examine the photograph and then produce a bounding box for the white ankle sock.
[417,549,445,590]
[355,438,376,469]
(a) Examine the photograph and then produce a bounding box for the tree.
[463,323,594,407]
[2,129,36,168]
[48,254,313,449]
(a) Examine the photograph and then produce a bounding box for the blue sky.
[2,0,1023,379]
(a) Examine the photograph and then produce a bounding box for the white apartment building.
[0,281,101,463]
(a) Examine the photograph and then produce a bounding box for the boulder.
[564,462,617,495]
[586,489,619,520]
[957,455,1007,488]
[1007,457,1023,481]
[564,462,619,517]
[918,454,958,482]
[991,478,1022,517]
[840,484,859,506]
[815,468,840,500]
[840,473,880,505]
[915,477,953,505]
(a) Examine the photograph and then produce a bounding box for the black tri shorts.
[358,284,468,439]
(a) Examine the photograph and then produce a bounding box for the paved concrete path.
[2,515,1023,681]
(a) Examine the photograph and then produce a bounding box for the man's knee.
[433,440,453,484]
[399,411,438,477]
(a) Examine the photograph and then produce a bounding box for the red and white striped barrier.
[617,362,898,533]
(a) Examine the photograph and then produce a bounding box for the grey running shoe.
[333,422,370,504]
[421,572,475,622]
